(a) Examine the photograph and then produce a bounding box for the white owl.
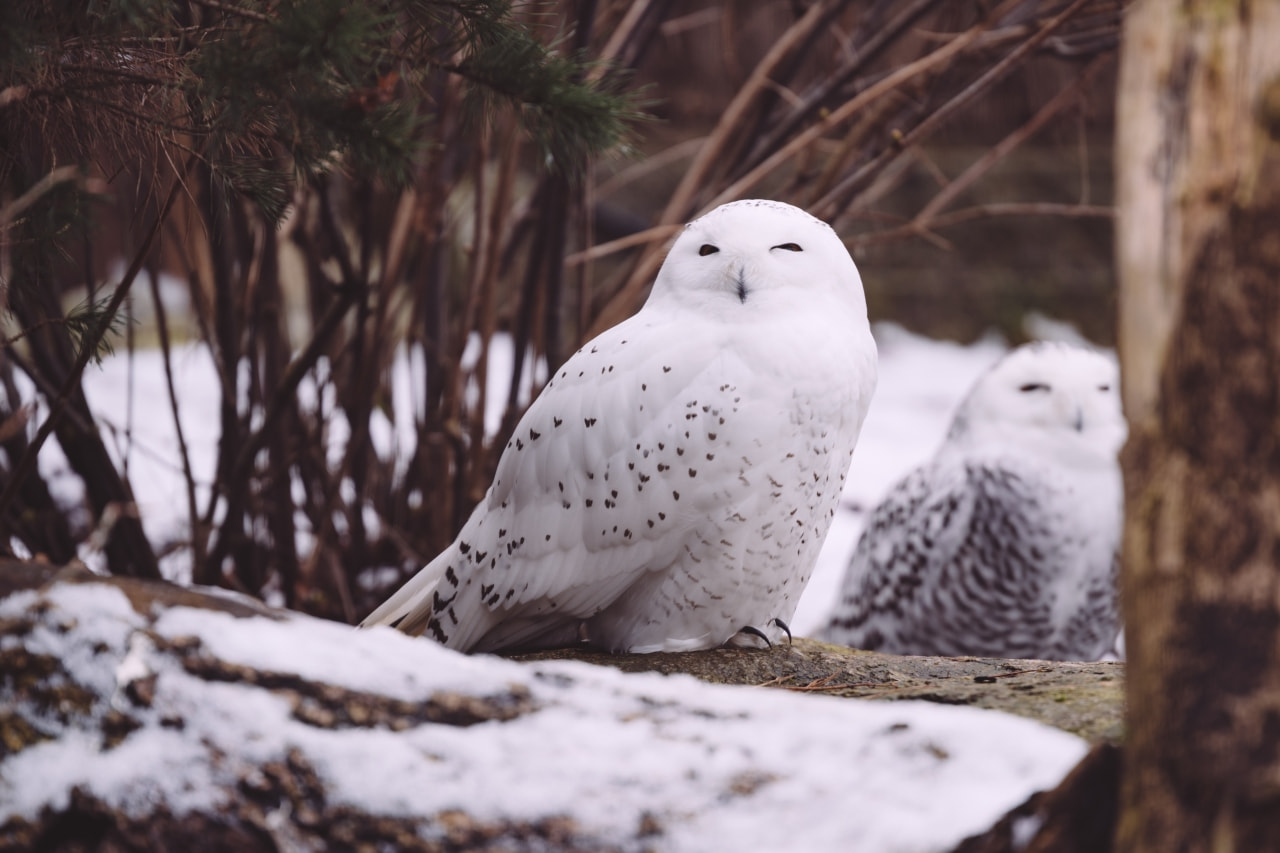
[821,342,1126,661]
[362,199,878,653]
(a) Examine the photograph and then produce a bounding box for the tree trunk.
[1115,2,1280,850]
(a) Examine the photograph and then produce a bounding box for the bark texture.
[1115,1,1280,850]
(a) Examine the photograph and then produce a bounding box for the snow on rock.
[0,576,1086,852]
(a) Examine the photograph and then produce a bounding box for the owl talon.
[739,625,773,648]
[770,617,793,645]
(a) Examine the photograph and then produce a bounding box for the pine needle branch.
[3,296,132,365]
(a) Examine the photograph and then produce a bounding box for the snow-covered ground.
[0,580,1087,852]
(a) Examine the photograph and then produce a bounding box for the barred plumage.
[822,342,1125,661]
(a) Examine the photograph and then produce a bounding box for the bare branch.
[189,0,273,23]
[564,223,681,267]
[846,203,1114,249]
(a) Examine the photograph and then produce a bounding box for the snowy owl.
[362,199,878,653]
[821,342,1126,661]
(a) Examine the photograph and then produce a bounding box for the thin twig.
[55,62,182,88]
[189,0,272,23]
[593,136,705,199]
[147,265,204,570]
[590,0,656,80]
[846,203,1114,248]
[981,667,1053,679]
[564,223,682,266]
[781,679,886,693]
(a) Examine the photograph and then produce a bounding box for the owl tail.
[357,543,457,637]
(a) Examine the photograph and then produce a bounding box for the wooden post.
[1115,1,1280,849]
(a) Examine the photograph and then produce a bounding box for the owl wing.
[823,459,1061,657]
[401,313,785,652]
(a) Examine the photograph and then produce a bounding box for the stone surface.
[513,639,1124,742]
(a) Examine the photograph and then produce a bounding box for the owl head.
[646,199,867,317]
[947,342,1127,463]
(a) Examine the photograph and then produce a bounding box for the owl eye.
[771,243,803,252]
[1097,384,1111,392]
[699,244,719,256]
[1019,382,1050,393]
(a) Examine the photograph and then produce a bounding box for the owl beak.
[735,267,749,304]
[1073,407,1084,432]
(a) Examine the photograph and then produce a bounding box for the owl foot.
[738,625,773,648]
[769,617,794,646]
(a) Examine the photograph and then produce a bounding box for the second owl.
[822,342,1125,662]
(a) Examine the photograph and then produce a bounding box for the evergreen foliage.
[2,0,636,229]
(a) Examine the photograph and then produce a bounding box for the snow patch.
[1,584,1087,852]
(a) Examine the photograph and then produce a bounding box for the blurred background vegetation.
[0,0,1124,619]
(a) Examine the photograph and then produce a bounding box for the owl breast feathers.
[822,342,1126,662]
[362,199,878,653]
